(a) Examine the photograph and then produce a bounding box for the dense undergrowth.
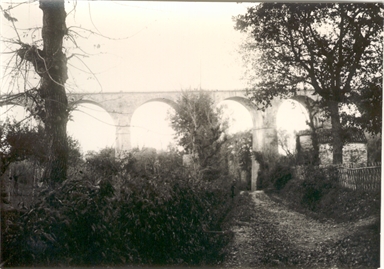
[265,164,380,222]
[270,176,380,267]
[257,155,380,268]
[1,148,234,267]
[254,152,380,222]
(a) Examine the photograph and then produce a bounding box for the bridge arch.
[70,99,111,114]
[221,96,262,130]
[2,90,324,190]
[219,96,279,190]
[68,100,116,153]
[69,99,119,126]
[275,99,310,155]
[139,98,178,111]
[130,98,177,150]
[287,95,321,127]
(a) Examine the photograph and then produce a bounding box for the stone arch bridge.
[68,89,320,190]
[1,89,319,190]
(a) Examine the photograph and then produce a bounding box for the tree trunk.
[328,100,343,164]
[306,105,320,165]
[39,0,68,187]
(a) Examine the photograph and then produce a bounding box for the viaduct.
[2,89,319,191]
[67,89,320,191]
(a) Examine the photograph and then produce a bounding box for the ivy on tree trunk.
[328,100,343,164]
[39,0,68,187]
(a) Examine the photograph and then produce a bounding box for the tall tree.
[6,0,69,186]
[235,3,383,164]
[170,91,227,179]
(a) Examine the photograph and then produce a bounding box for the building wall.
[299,135,312,151]
[298,133,368,166]
[318,143,367,166]
[319,144,334,166]
[343,143,367,167]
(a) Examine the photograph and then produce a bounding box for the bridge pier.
[113,115,132,156]
[116,126,131,155]
[251,128,278,191]
[251,105,279,191]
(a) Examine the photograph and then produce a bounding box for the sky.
[1,1,254,93]
[1,1,308,153]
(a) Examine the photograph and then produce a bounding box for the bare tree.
[2,0,69,187]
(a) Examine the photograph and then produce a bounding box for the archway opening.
[217,99,254,190]
[219,100,253,134]
[276,99,308,155]
[130,101,176,151]
[67,103,115,154]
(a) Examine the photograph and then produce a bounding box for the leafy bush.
[117,176,231,264]
[300,166,339,211]
[2,176,120,266]
[317,187,380,222]
[253,152,294,190]
[2,148,233,267]
[274,165,380,223]
[222,131,252,190]
[85,147,120,179]
[1,120,83,177]
[272,164,293,190]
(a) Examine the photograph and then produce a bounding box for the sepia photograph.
[0,1,382,268]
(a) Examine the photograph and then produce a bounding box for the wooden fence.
[338,164,381,191]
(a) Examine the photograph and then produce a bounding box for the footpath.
[222,191,379,268]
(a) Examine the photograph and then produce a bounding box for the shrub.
[116,176,231,264]
[272,164,293,190]
[3,176,121,266]
[275,164,380,223]
[2,148,233,267]
[300,165,339,211]
[253,152,294,190]
[317,187,380,222]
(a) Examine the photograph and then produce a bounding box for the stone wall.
[319,144,333,166]
[343,143,367,167]
[318,143,367,166]
[297,133,368,166]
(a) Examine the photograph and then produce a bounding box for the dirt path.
[222,191,379,268]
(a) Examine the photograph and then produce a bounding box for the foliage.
[0,124,82,208]
[0,119,82,176]
[67,136,82,167]
[275,164,380,222]
[226,131,253,171]
[170,90,228,179]
[253,151,294,190]
[85,147,120,179]
[2,148,233,267]
[117,176,232,265]
[300,166,339,210]
[224,131,253,189]
[318,186,380,221]
[236,3,383,163]
[2,176,120,266]
[0,120,46,175]
[277,129,295,156]
[342,77,382,135]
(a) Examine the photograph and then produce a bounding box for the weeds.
[1,149,233,267]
